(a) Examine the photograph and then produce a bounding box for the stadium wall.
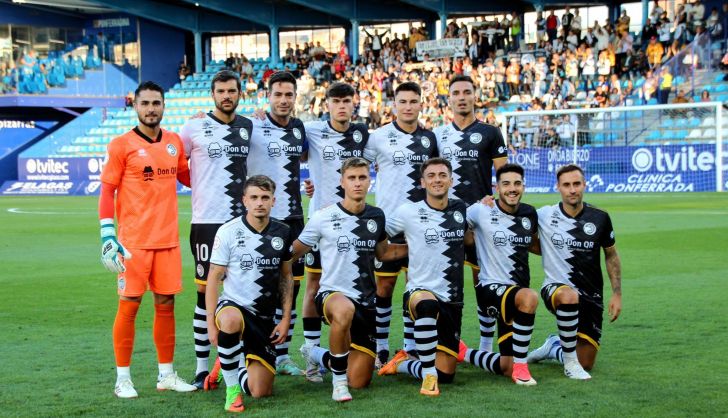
[0,120,60,183]
[0,3,83,27]
[139,20,186,90]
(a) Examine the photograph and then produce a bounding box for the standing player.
[179,70,253,388]
[459,163,539,385]
[294,158,406,402]
[205,175,295,413]
[246,71,307,375]
[363,82,439,365]
[99,81,197,398]
[434,74,508,353]
[527,164,622,379]
[378,158,469,396]
[301,82,370,380]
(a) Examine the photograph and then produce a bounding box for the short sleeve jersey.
[467,201,538,287]
[210,216,293,319]
[247,114,307,220]
[537,203,616,305]
[364,122,438,215]
[386,199,467,304]
[297,203,386,307]
[180,113,253,224]
[434,121,507,205]
[305,120,369,216]
[101,128,189,249]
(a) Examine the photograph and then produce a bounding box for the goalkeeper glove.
[100,218,132,273]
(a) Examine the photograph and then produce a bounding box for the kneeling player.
[293,157,405,402]
[378,158,469,396]
[527,164,622,380]
[460,163,539,385]
[206,175,295,412]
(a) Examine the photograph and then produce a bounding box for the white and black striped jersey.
[180,113,252,224]
[305,121,369,217]
[538,203,616,305]
[297,203,386,307]
[364,121,439,216]
[434,121,507,205]
[210,216,293,319]
[386,199,467,304]
[467,201,538,287]
[247,114,307,221]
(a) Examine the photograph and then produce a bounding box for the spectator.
[363,27,389,59]
[700,89,711,102]
[562,7,574,39]
[672,89,691,104]
[646,37,664,68]
[546,10,559,41]
[506,58,520,97]
[284,43,294,63]
[572,8,582,39]
[224,53,235,70]
[510,12,522,51]
[509,128,525,150]
[125,91,134,108]
[650,1,664,24]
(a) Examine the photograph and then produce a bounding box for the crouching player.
[378,158,470,397]
[293,157,406,402]
[205,175,295,412]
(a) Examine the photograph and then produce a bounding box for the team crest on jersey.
[453,211,463,223]
[353,130,363,143]
[493,231,507,246]
[496,285,507,296]
[240,254,254,270]
[293,128,302,140]
[374,259,383,269]
[196,264,204,277]
[166,144,177,156]
[424,228,439,244]
[271,237,284,250]
[583,222,596,235]
[420,136,430,148]
[208,142,222,158]
[239,128,249,141]
[367,219,377,233]
[305,253,314,266]
[336,236,351,252]
[521,217,532,231]
[469,133,482,144]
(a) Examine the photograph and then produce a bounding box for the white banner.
[416,38,466,60]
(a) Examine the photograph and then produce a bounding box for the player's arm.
[271,261,294,345]
[289,239,313,263]
[375,238,407,262]
[98,181,132,273]
[464,228,475,247]
[528,232,541,255]
[205,263,227,346]
[604,245,622,322]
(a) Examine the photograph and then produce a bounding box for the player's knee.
[557,287,579,305]
[196,283,206,293]
[349,373,372,389]
[217,314,242,333]
[329,303,355,325]
[436,369,455,384]
[414,298,439,319]
[153,293,174,305]
[248,384,273,398]
[516,288,539,313]
[376,277,396,296]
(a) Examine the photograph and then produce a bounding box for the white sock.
[116,366,131,383]
[311,346,328,368]
[158,363,174,378]
[196,358,208,375]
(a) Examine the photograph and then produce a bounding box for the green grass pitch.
[1,193,727,417]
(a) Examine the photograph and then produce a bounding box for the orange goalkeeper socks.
[113,299,140,367]
[154,303,176,364]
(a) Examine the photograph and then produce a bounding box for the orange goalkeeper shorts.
[117,247,182,297]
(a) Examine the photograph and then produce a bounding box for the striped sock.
[396,360,423,379]
[217,331,241,388]
[556,303,579,360]
[465,348,503,375]
[375,296,392,353]
[477,307,496,352]
[414,316,438,377]
[512,310,535,364]
[328,352,349,383]
[403,315,416,354]
[302,317,321,347]
[193,292,210,375]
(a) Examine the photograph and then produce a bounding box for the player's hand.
[480,195,495,207]
[100,219,131,273]
[208,318,219,346]
[304,179,315,197]
[270,320,290,345]
[191,111,206,119]
[608,293,622,322]
[252,108,266,120]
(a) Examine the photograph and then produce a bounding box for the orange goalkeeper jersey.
[101,127,189,249]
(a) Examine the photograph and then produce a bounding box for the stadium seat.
[662,118,675,128]
[702,117,716,127]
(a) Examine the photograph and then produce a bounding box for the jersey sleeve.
[600,212,616,248]
[282,225,294,262]
[363,131,378,162]
[489,127,508,159]
[299,121,309,153]
[174,135,190,177]
[100,138,126,186]
[210,227,232,267]
[385,204,406,237]
[179,121,193,158]
[466,203,480,228]
[375,209,387,242]
[297,212,321,247]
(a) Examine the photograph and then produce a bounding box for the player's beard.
[215,99,238,116]
[138,114,161,129]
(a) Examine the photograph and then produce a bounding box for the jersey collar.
[207,112,237,126]
[267,112,293,129]
[241,215,271,235]
[133,127,162,144]
[452,119,479,132]
[327,120,350,134]
[393,120,417,136]
[558,202,586,219]
[336,202,366,216]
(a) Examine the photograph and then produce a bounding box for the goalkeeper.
[98,81,196,398]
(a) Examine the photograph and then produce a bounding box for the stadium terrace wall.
[138,20,186,90]
[0,2,84,27]
[0,144,720,195]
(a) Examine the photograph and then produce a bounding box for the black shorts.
[190,223,224,285]
[304,247,322,273]
[465,243,479,270]
[375,233,408,278]
[541,283,603,349]
[314,291,376,358]
[475,283,521,357]
[283,218,305,280]
[402,289,463,358]
[215,299,277,374]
